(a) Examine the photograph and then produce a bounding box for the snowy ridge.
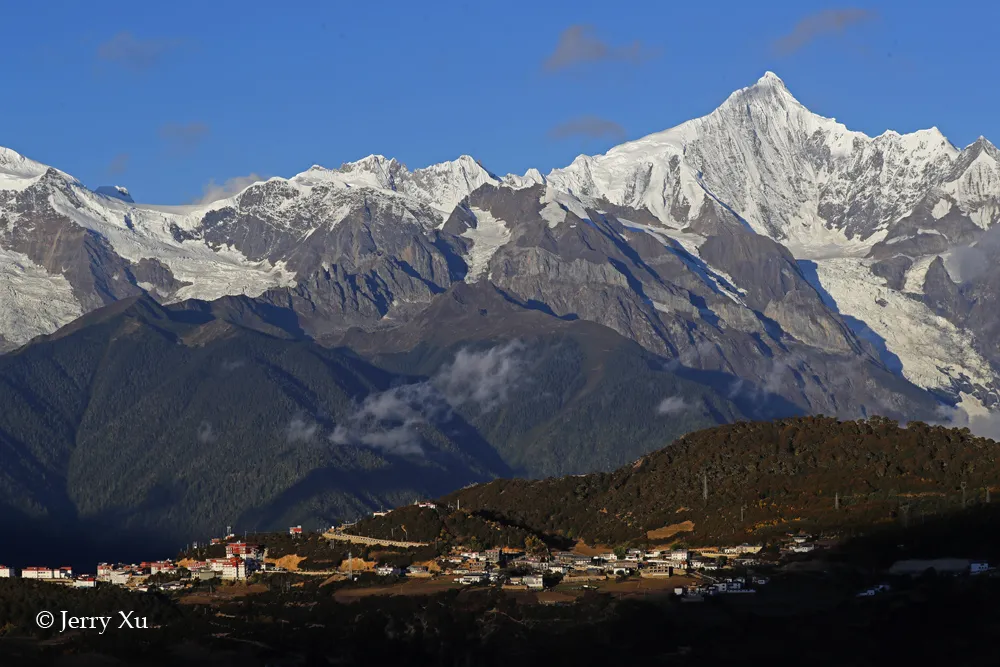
[3,71,1000,420]
[547,72,962,243]
[805,257,993,394]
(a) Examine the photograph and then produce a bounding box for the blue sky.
[3,1,997,204]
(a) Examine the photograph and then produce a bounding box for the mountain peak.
[94,185,134,203]
[756,71,787,88]
[0,145,49,179]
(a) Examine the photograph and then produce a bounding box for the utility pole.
[703,473,708,505]
[835,492,840,511]
[962,481,968,509]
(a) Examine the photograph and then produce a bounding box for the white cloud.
[656,395,691,415]
[329,342,527,456]
[197,420,217,444]
[195,173,267,204]
[285,414,319,443]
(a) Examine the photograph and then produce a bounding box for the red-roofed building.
[221,558,248,580]
[289,525,303,536]
[150,561,177,575]
[0,565,12,578]
[226,542,263,560]
[22,567,54,580]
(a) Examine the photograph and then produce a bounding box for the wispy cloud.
[664,340,720,372]
[196,421,217,444]
[944,224,1000,283]
[330,342,526,457]
[933,403,1000,441]
[656,396,691,416]
[107,153,130,175]
[195,173,266,204]
[543,24,658,73]
[96,32,181,71]
[285,413,320,444]
[159,122,209,156]
[548,116,626,141]
[773,9,877,56]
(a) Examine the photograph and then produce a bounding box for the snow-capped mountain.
[2,72,1000,430]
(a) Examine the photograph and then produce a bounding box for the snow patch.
[808,257,992,392]
[932,199,952,219]
[0,247,83,347]
[461,207,511,282]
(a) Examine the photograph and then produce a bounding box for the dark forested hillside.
[339,282,746,476]
[0,295,504,566]
[444,416,1000,545]
[0,287,743,566]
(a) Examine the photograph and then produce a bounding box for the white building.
[109,571,132,586]
[0,565,12,578]
[523,575,544,590]
[74,577,97,589]
[376,566,403,577]
[21,567,54,580]
[221,559,248,580]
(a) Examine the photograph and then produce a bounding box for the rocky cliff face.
[2,73,999,428]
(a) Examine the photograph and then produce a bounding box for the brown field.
[266,554,307,571]
[646,521,695,541]
[570,540,612,556]
[178,583,268,605]
[536,590,577,604]
[578,575,696,596]
[332,577,463,602]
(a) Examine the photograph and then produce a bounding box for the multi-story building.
[21,567,54,580]
[226,542,263,561]
[221,558,248,580]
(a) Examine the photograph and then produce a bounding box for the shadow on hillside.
[797,260,904,375]
[239,454,502,533]
[833,503,1000,569]
[0,507,178,572]
[671,365,804,420]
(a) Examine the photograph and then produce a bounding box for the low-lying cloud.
[944,225,1000,284]
[548,116,626,141]
[330,341,526,456]
[286,413,320,444]
[773,8,877,56]
[197,420,217,444]
[544,24,657,73]
[933,403,1000,441]
[656,396,691,416]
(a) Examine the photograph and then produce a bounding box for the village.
[2,503,996,601]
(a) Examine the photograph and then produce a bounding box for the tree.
[613,545,628,560]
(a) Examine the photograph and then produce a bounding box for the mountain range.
[2,72,1000,558]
